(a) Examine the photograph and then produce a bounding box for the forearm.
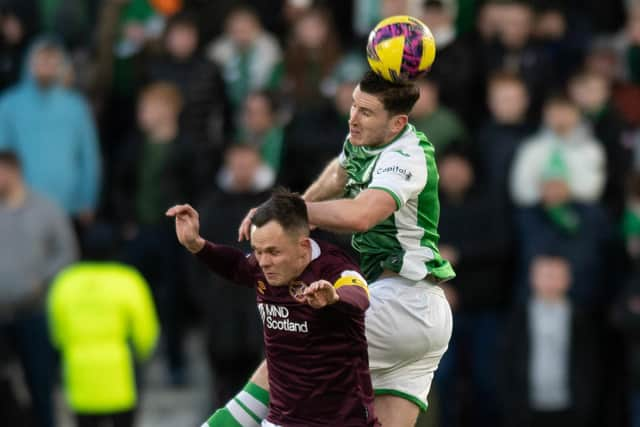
[303,158,347,202]
[195,241,255,286]
[306,198,368,233]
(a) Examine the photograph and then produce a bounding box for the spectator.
[568,68,631,219]
[112,81,195,386]
[534,5,590,88]
[0,2,38,90]
[510,96,610,306]
[283,6,342,112]
[281,60,360,191]
[237,90,284,175]
[0,150,78,427]
[207,5,282,111]
[0,37,101,224]
[410,77,468,153]
[48,224,159,427]
[189,143,271,405]
[622,173,640,264]
[421,0,482,125]
[484,0,555,116]
[90,0,167,159]
[145,12,231,167]
[502,254,601,427]
[435,143,510,427]
[476,71,534,202]
[215,143,275,197]
[510,96,605,229]
[613,174,640,427]
[625,1,640,85]
[36,0,97,52]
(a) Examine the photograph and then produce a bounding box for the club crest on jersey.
[289,280,307,302]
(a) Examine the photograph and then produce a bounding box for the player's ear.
[299,236,311,249]
[392,114,408,133]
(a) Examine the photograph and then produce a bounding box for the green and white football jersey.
[338,124,456,283]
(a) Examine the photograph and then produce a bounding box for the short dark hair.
[247,89,280,115]
[0,150,20,170]
[544,93,576,110]
[359,70,420,115]
[252,188,309,234]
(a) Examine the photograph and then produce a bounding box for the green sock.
[203,382,270,427]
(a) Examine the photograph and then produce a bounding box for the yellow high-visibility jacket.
[48,262,159,413]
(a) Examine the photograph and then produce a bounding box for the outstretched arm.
[167,204,255,286]
[301,274,369,313]
[306,188,397,233]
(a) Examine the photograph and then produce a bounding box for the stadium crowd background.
[3,0,640,426]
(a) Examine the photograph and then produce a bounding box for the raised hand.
[238,207,257,242]
[303,280,340,309]
[166,204,205,253]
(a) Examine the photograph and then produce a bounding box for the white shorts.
[365,276,452,411]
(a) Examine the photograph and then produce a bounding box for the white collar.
[310,238,321,261]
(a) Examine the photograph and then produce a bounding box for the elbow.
[350,216,373,233]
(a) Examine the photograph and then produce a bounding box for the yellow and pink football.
[366,15,436,83]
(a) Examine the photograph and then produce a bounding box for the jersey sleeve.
[368,147,427,209]
[195,241,257,287]
[333,269,369,313]
[321,250,369,314]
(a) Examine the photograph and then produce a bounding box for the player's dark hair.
[487,70,526,90]
[165,11,200,38]
[252,188,309,235]
[359,70,420,115]
[225,4,260,25]
[0,150,21,170]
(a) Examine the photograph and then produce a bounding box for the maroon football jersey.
[196,238,379,427]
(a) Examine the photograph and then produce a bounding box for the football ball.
[366,15,436,83]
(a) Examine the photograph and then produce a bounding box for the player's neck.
[373,124,407,148]
[289,246,313,283]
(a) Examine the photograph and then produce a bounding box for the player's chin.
[264,275,282,286]
[350,136,365,146]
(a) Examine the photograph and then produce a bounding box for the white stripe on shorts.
[226,399,260,427]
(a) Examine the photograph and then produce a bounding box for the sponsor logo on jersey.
[376,165,413,181]
[257,303,309,333]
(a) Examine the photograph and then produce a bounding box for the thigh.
[366,281,452,370]
[366,280,453,412]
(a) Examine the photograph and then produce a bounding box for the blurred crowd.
[3,0,640,426]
